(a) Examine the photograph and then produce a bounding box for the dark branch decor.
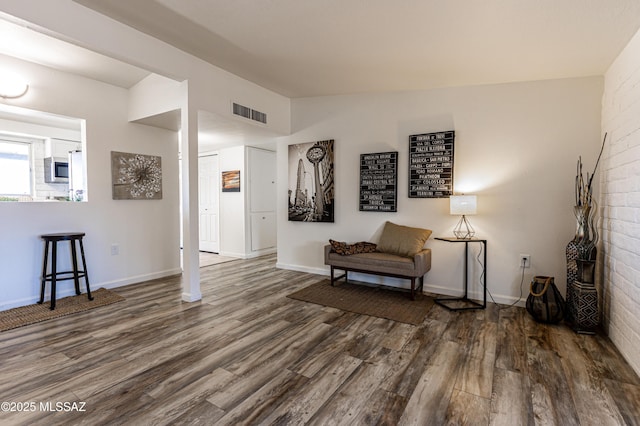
[111,151,162,200]
[566,133,606,334]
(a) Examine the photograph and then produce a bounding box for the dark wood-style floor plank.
[489,367,534,426]
[446,388,491,426]
[550,325,627,425]
[527,346,580,425]
[398,340,465,425]
[0,254,638,425]
[307,346,398,426]
[495,307,528,374]
[259,352,362,425]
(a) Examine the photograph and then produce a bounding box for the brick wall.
[601,28,640,375]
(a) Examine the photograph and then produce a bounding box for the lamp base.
[453,215,475,239]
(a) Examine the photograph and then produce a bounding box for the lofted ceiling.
[0,17,149,89]
[73,0,640,98]
[0,16,276,149]
[3,1,640,148]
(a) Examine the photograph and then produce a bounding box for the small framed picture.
[222,170,240,192]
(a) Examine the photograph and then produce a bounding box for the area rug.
[0,288,125,332]
[287,279,433,325]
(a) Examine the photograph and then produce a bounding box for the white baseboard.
[275,262,328,276]
[220,247,277,260]
[98,268,183,289]
[275,263,527,307]
[0,296,42,312]
[217,251,246,259]
[181,291,202,303]
[0,268,182,312]
[247,247,276,258]
[424,283,526,307]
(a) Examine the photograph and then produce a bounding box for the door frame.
[198,152,220,253]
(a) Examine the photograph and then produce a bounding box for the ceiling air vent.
[251,109,267,124]
[232,102,267,124]
[232,102,251,119]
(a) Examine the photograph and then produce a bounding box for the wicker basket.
[526,276,566,324]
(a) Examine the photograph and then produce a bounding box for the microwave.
[44,157,69,183]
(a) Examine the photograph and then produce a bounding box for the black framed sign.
[359,151,398,212]
[409,131,454,198]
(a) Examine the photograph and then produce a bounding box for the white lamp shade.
[450,195,477,215]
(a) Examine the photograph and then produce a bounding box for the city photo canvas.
[288,140,334,222]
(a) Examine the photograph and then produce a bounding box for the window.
[0,105,85,202]
[0,139,31,197]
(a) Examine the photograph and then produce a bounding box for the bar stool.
[39,232,93,310]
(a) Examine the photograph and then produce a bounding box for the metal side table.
[434,237,487,311]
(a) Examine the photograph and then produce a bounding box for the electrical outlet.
[111,244,119,256]
[519,254,530,268]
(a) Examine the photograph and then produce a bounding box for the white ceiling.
[0,17,275,149]
[73,0,640,98]
[0,17,149,89]
[3,1,640,148]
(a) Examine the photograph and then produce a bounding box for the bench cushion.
[324,245,431,277]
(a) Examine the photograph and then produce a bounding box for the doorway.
[198,154,220,253]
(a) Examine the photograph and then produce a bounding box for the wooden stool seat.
[39,232,93,310]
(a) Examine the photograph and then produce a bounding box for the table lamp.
[450,195,477,239]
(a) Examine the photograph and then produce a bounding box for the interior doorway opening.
[198,153,220,253]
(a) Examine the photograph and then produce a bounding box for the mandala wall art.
[111,151,162,200]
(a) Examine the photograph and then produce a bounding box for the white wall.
[0,55,180,310]
[218,145,247,257]
[277,77,604,303]
[601,27,640,375]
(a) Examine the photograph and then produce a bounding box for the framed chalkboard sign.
[409,131,454,198]
[359,151,398,212]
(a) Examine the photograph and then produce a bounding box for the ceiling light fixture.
[0,70,29,99]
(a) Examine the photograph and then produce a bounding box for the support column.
[180,81,201,302]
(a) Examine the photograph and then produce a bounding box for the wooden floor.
[1,254,639,425]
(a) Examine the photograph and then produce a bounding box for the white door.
[199,154,219,253]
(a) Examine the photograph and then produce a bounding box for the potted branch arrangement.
[565,133,606,334]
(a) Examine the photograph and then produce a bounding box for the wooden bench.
[324,245,431,300]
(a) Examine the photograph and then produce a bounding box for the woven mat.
[0,288,125,332]
[287,280,433,325]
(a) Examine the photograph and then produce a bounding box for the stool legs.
[78,239,93,301]
[70,240,81,296]
[38,240,49,305]
[50,240,58,310]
